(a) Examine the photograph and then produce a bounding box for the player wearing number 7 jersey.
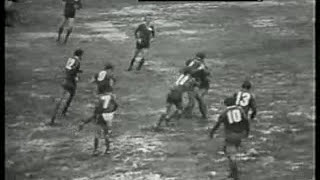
[233,80,257,120]
[209,97,249,180]
[78,93,118,156]
[49,48,84,125]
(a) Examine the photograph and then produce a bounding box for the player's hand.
[75,77,79,82]
[136,38,142,44]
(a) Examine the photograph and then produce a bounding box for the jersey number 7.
[101,95,111,109]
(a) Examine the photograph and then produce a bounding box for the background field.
[5,0,315,179]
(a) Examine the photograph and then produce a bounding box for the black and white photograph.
[5,0,315,179]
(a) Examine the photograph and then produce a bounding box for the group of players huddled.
[49,1,257,179]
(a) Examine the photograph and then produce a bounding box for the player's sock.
[127,58,135,71]
[136,58,145,71]
[92,138,99,156]
[57,27,63,42]
[157,114,166,127]
[104,138,110,154]
[64,28,73,44]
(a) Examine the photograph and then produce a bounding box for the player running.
[56,0,82,44]
[127,15,155,71]
[49,48,84,125]
[209,97,250,180]
[180,52,210,119]
[78,63,118,155]
[233,80,257,120]
[157,70,200,127]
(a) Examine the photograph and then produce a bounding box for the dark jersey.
[94,94,118,114]
[94,70,115,94]
[212,106,249,134]
[63,0,82,18]
[63,0,82,10]
[184,59,210,89]
[233,90,257,119]
[64,56,81,83]
[135,24,155,43]
[169,77,198,105]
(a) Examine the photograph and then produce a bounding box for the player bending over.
[209,97,250,180]
[56,0,82,44]
[157,75,199,127]
[233,80,257,120]
[179,52,210,119]
[127,15,155,71]
[50,48,84,125]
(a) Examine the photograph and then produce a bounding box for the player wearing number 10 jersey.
[210,97,249,180]
[233,80,257,120]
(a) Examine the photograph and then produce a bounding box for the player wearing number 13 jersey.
[210,97,249,180]
[233,80,257,120]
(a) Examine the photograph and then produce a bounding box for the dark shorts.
[62,80,76,94]
[225,131,247,147]
[199,81,210,90]
[64,8,76,18]
[166,91,182,109]
[136,40,150,50]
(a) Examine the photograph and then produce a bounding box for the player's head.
[74,48,84,57]
[242,80,252,90]
[104,62,114,71]
[195,52,206,61]
[224,97,235,107]
[144,15,152,24]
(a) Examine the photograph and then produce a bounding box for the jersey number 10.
[227,109,242,124]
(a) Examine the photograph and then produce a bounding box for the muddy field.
[5,0,315,179]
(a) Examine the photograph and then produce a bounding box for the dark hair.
[74,48,84,57]
[224,97,235,106]
[242,80,252,90]
[104,62,114,70]
[196,52,206,59]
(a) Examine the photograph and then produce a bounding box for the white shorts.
[102,112,114,126]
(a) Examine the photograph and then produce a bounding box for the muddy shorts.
[62,80,76,94]
[136,40,150,50]
[167,91,182,109]
[225,131,247,148]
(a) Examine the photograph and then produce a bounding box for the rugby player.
[50,48,84,125]
[157,72,200,127]
[127,15,155,71]
[78,62,118,155]
[78,92,118,156]
[233,80,257,120]
[181,52,210,119]
[56,0,82,44]
[209,97,250,180]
